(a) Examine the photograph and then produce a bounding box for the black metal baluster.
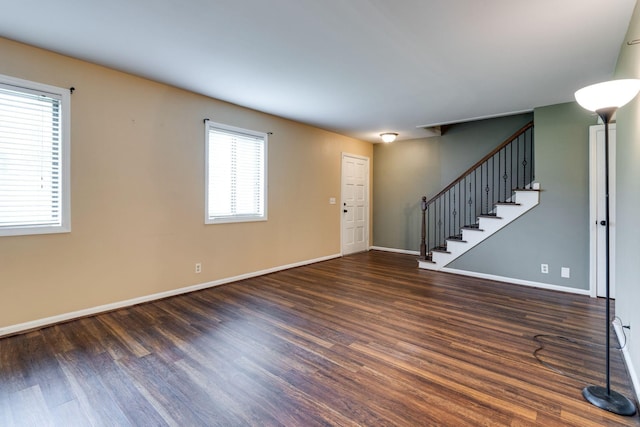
[436,198,439,249]
[437,197,442,249]
[441,194,444,246]
[517,135,521,189]
[498,150,502,202]
[443,193,447,244]
[473,168,477,219]
[458,182,462,232]
[529,128,534,185]
[452,189,457,239]
[490,157,493,208]
[502,147,508,201]
[522,134,528,188]
[509,144,513,195]
[463,178,467,227]
[426,203,432,260]
[440,194,444,247]
[468,181,472,226]
[480,166,483,215]
[484,162,489,215]
[447,191,450,239]
[491,156,495,209]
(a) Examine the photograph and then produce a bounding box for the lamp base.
[583,385,637,416]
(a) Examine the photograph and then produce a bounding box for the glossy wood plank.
[0,250,638,426]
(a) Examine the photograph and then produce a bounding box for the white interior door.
[589,124,616,298]
[341,154,369,255]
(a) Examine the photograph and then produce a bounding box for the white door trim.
[341,153,370,255]
[589,124,616,298]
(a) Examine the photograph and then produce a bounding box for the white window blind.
[0,76,70,236]
[205,121,267,223]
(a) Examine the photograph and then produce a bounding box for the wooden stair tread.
[478,214,502,219]
[431,245,450,254]
[431,249,451,254]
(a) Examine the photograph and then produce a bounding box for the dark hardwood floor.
[0,250,638,426]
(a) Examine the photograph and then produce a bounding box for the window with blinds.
[0,75,70,236]
[205,121,267,224]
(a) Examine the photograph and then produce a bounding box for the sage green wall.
[373,113,532,251]
[449,103,594,290]
[437,116,532,186]
[613,0,640,397]
[373,136,440,251]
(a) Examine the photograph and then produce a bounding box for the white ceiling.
[0,0,636,142]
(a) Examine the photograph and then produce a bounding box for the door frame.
[589,123,616,298]
[341,153,370,255]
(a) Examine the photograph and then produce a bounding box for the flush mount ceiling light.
[380,133,398,143]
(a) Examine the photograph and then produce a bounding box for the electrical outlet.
[195,263,202,273]
[541,264,549,274]
[561,267,570,278]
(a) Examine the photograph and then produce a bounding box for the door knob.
[343,209,348,213]
[600,220,607,226]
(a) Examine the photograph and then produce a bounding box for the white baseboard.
[441,267,591,296]
[614,321,640,404]
[0,253,342,338]
[370,246,420,256]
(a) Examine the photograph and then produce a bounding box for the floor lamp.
[575,78,640,416]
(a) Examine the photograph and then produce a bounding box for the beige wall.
[0,37,372,328]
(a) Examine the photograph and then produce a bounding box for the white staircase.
[418,189,539,270]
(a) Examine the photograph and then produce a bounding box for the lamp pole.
[580,107,636,415]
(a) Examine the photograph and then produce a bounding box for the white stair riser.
[461,229,485,245]
[514,191,538,205]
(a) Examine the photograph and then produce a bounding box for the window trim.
[204,120,268,224]
[0,73,71,237]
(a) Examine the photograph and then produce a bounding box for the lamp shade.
[574,79,640,112]
[380,133,398,143]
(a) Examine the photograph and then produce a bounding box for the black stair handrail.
[419,122,534,260]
